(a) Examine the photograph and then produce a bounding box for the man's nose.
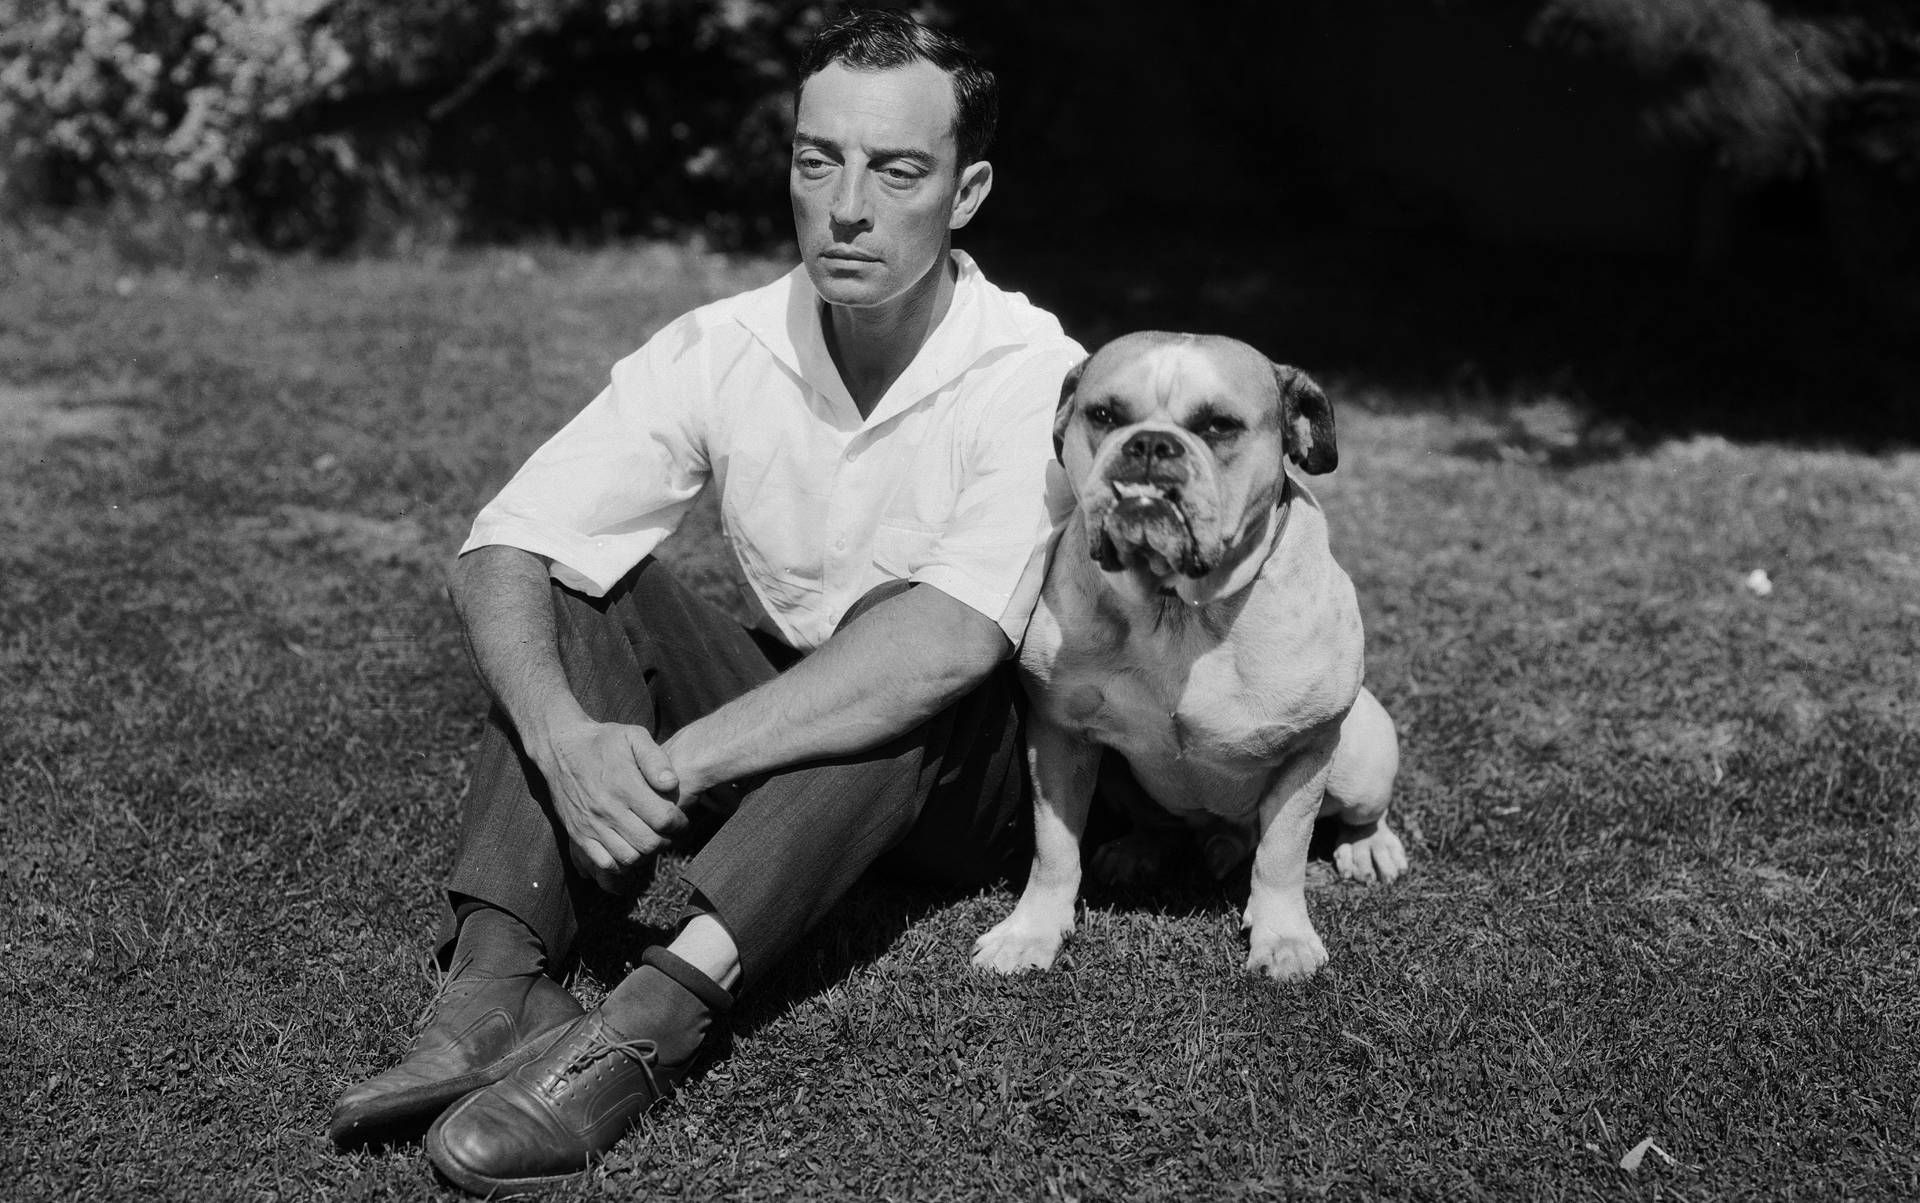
[829,171,871,228]
[1122,430,1186,464]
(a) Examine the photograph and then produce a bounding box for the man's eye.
[880,167,922,184]
[795,155,834,176]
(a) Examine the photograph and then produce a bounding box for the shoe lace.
[551,1027,664,1096]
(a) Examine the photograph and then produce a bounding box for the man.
[329,10,1082,1195]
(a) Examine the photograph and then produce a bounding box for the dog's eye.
[1201,416,1245,438]
[1084,405,1119,427]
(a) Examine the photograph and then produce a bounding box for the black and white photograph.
[4,1,1916,1198]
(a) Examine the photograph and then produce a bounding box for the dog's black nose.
[1122,430,1185,463]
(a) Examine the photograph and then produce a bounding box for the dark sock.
[599,948,733,1065]
[450,903,547,978]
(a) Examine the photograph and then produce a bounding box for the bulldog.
[973,331,1406,981]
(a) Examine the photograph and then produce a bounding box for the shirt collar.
[734,250,1033,427]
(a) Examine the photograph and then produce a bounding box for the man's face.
[790,60,987,310]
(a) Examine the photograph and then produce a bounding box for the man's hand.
[531,718,690,894]
[450,545,699,896]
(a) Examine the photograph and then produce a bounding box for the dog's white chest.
[1022,593,1357,818]
[1059,635,1241,751]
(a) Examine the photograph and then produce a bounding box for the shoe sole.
[328,1020,577,1147]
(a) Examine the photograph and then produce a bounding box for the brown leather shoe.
[424,948,731,1196]
[329,970,584,1147]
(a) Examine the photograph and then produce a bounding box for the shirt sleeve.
[460,319,712,596]
[908,342,1085,646]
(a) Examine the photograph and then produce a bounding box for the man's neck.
[822,252,957,418]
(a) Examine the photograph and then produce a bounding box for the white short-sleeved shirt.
[462,251,1084,651]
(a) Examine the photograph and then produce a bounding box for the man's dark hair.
[797,8,998,165]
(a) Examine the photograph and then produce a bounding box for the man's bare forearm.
[447,545,593,754]
[663,584,1009,797]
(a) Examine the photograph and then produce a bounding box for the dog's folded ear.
[1273,363,1337,474]
[1052,357,1088,462]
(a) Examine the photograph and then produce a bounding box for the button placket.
[824,432,869,594]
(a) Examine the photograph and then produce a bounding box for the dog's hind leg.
[1323,688,1408,884]
[1193,818,1257,880]
[1087,752,1184,885]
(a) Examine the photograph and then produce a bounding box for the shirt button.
[834,537,847,551]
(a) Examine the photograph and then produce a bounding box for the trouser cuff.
[641,946,735,1012]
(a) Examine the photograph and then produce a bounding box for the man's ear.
[950,160,993,230]
[1052,357,1087,462]
[1272,363,1337,474]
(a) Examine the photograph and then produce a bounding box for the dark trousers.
[445,558,1030,989]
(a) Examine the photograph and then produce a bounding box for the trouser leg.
[443,557,779,963]
[681,583,1030,989]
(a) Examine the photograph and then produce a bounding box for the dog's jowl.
[975,331,1406,981]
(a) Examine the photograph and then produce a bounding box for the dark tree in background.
[4,0,1913,258]
[2,0,1913,437]
[958,0,1917,442]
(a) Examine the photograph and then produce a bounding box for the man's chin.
[806,266,893,309]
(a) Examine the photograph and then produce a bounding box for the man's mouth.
[822,247,881,263]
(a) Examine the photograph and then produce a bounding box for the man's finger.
[630,789,690,840]
[572,828,647,893]
[570,840,623,894]
[570,836,611,879]
[626,730,680,794]
[600,803,672,858]
[597,825,648,872]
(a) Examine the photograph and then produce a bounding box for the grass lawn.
[4,225,1916,1201]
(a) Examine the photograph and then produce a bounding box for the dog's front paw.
[1332,819,1408,885]
[1244,928,1328,981]
[973,911,1071,974]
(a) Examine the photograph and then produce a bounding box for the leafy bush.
[0,0,844,246]
[0,0,349,202]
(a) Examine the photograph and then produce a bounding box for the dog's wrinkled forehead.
[1056,330,1337,474]
[1079,333,1279,421]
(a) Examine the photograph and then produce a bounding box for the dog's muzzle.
[1088,428,1210,578]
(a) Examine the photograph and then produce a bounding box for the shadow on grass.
[560,846,989,1040]
[725,886,951,1038]
[1072,812,1371,919]
[973,219,1919,451]
[672,797,1371,1040]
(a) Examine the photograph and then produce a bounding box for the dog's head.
[1052,331,1335,594]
